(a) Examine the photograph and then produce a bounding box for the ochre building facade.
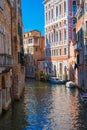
[23,30,44,78]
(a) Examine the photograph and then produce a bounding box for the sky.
[21,0,44,35]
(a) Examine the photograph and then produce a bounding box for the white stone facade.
[43,0,76,79]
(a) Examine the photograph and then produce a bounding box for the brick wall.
[13,65,25,100]
[0,90,2,114]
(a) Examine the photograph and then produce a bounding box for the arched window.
[59,30,62,41]
[64,29,66,40]
[73,18,77,24]
[64,1,66,13]
[56,6,58,17]
[72,28,76,40]
[72,1,77,15]
[56,31,58,42]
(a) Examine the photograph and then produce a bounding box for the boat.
[49,76,65,84]
[65,81,76,88]
[80,92,87,104]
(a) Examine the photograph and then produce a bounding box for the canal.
[0,79,87,130]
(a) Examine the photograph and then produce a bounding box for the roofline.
[43,0,50,5]
[23,29,41,34]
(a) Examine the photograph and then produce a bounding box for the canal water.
[0,79,87,130]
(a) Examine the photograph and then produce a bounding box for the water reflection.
[0,79,87,130]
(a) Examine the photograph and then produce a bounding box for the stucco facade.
[23,30,44,78]
[68,0,87,90]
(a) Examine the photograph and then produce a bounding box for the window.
[64,20,66,25]
[64,48,66,55]
[27,48,29,53]
[59,4,61,15]
[56,49,58,55]
[51,8,53,19]
[52,50,54,56]
[52,32,53,42]
[85,3,87,11]
[28,39,32,43]
[53,29,55,42]
[59,63,62,75]
[35,47,38,52]
[46,13,47,23]
[72,1,77,15]
[73,18,76,24]
[0,23,5,54]
[56,31,58,42]
[59,30,62,41]
[59,22,61,27]
[54,50,55,56]
[49,11,50,21]
[72,28,76,40]
[77,54,80,64]
[64,1,66,13]
[4,4,6,17]
[0,0,3,9]
[56,6,58,17]
[64,29,66,40]
[8,11,11,24]
[49,33,51,43]
[60,49,62,55]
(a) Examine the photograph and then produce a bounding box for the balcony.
[74,42,82,52]
[0,54,13,67]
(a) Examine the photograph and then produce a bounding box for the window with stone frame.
[72,18,77,24]
[49,11,50,21]
[64,29,66,40]
[0,0,3,9]
[59,4,61,15]
[60,48,62,55]
[59,63,62,75]
[51,8,53,19]
[4,4,6,17]
[85,3,87,12]
[8,11,11,24]
[35,47,38,52]
[64,48,66,55]
[56,6,58,17]
[64,1,66,13]
[59,30,62,41]
[72,1,77,15]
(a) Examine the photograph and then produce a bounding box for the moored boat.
[49,76,65,84]
[80,92,87,104]
[65,81,76,88]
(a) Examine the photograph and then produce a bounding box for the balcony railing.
[74,42,82,52]
[0,54,13,67]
